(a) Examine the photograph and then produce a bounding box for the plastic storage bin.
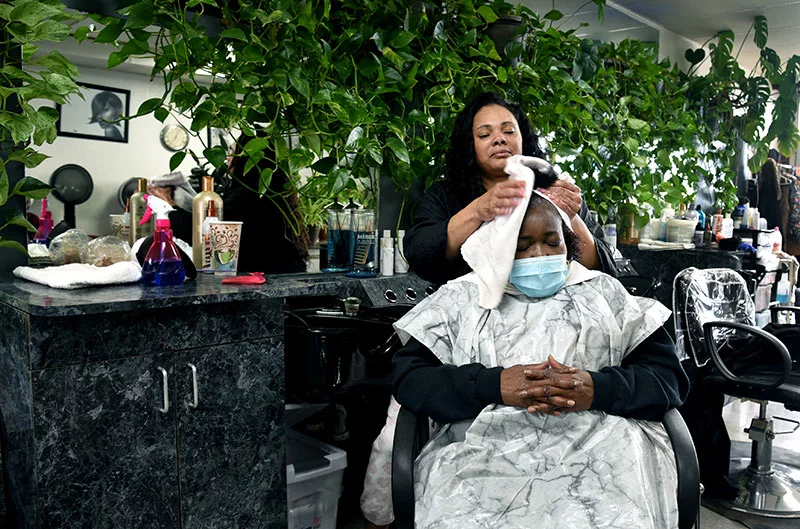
[287,429,347,529]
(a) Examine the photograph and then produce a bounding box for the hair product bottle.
[201,200,219,270]
[192,175,223,268]
[380,230,394,276]
[395,229,409,273]
[130,178,152,246]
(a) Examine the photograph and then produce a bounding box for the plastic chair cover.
[673,267,756,367]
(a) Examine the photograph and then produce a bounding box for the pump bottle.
[130,178,153,246]
[139,194,186,286]
[192,175,223,268]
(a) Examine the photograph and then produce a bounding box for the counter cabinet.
[0,294,287,529]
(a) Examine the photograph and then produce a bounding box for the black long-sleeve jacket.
[393,327,689,423]
[404,181,617,285]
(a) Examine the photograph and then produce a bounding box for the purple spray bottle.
[139,194,186,286]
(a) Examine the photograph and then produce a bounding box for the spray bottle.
[139,194,186,286]
[33,198,54,245]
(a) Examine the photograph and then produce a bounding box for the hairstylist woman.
[404,92,616,284]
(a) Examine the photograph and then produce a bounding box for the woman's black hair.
[444,92,552,205]
[526,193,582,262]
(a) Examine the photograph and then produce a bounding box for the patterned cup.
[208,221,243,276]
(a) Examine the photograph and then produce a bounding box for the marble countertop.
[0,272,366,317]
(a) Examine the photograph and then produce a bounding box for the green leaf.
[257,167,273,195]
[74,25,90,43]
[137,98,162,116]
[32,20,71,42]
[94,18,125,44]
[753,15,768,49]
[390,31,415,48]
[0,112,35,143]
[311,156,337,174]
[627,118,648,130]
[169,151,187,172]
[477,6,498,24]
[4,213,37,233]
[386,137,410,164]
[31,50,79,78]
[0,239,28,255]
[204,145,229,169]
[0,172,8,206]
[10,1,63,26]
[288,68,310,99]
[13,176,52,199]
[106,51,127,69]
[124,2,156,29]
[543,10,563,21]
[684,48,705,65]
[220,28,248,41]
[154,107,169,123]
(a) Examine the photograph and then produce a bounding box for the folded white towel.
[13,261,142,289]
[637,240,695,251]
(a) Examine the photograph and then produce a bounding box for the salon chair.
[673,267,800,517]
[391,405,702,529]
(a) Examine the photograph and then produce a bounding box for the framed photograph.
[207,126,236,152]
[56,82,130,143]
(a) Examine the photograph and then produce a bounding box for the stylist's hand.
[501,359,583,412]
[474,179,527,222]
[524,355,594,415]
[538,180,582,219]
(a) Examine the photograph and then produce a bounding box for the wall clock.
[160,124,189,151]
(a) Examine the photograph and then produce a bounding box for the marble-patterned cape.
[393,265,678,529]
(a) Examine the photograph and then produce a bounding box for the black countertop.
[0,271,433,317]
[0,272,355,316]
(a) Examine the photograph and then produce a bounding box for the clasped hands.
[500,355,594,416]
[475,157,582,222]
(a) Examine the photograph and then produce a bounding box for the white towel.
[13,261,142,289]
[461,155,574,309]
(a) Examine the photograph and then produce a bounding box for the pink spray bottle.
[33,198,54,245]
[139,194,186,286]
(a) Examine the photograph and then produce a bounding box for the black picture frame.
[56,82,130,143]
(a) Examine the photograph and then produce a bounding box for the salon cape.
[393,263,678,529]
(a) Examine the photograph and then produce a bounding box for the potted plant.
[77,0,797,226]
[0,0,84,271]
[297,193,327,247]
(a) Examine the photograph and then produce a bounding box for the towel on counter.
[637,240,695,251]
[461,155,573,309]
[13,261,142,289]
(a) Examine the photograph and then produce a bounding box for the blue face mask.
[509,254,569,298]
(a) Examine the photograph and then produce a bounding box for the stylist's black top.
[393,326,689,423]
[404,181,617,285]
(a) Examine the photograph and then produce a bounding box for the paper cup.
[208,221,243,276]
[109,214,124,238]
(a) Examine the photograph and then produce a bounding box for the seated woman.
[385,168,689,528]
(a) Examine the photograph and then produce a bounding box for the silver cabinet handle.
[158,366,170,414]
[188,363,199,408]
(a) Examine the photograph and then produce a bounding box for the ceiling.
[520,0,800,73]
